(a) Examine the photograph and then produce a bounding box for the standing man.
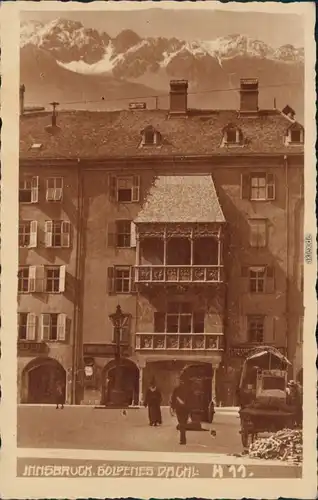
[170,378,190,445]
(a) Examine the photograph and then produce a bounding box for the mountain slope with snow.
[20,18,304,120]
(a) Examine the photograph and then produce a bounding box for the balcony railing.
[135,265,223,284]
[135,333,224,351]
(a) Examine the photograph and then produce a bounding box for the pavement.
[18,405,242,454]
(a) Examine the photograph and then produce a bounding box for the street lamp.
[109,305,127,406]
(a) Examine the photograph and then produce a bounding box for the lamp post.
[109,305,127,406]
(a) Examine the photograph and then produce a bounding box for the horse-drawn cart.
[237,346,300,448]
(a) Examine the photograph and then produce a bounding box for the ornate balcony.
[135,265,223,284]
[135,333,224,351]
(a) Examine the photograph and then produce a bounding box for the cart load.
[237,346,302,448]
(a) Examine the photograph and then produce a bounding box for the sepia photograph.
[0,1,316,498]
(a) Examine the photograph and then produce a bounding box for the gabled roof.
[135,175,225,224]
[19,108,304,160]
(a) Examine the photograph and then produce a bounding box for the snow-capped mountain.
[20,18,304,119]
[21,19,304,75]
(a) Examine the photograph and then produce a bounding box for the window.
[249,266,266,292]
[249,219,267,248]
[40,313,67,342]
[109,175,140,203]
[116,220,131,248]
[19,176,39,203]
[242,265,275,293]
[45,220,70,248]
[19,221,37,248]
[223,125,243,145]
[112,315,131,343]
[290,129,301,143]
[144,128,155,145]
[18,312,36,341]
[46,177,63,202]
[241,173,275,201]
[107,266,135,294]
[45,266,66,293]
[18,267,31,293]
[115,267,131,293]
[247,315,264,343]
[154,302,205,333]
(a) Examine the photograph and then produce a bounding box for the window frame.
[112,175,140,203]
[154,303,205,334]
[249,218,268,248]
[19,176,39,204]
[46,177,64,202]
[249,266,266,293]
[45,220,71,248]
[247,314,265,343]
[116,220,131,248]
[18,266,31,293]
[114,266,132,294]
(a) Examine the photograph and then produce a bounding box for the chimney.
[45,101,60,134]
[20,84,25,116]
[240,78,259,112]
[169,80,188,114]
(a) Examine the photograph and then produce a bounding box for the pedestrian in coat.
[144,379,162,426]
[170,379,190,445]
[55,381,64,409]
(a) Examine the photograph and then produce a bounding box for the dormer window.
[140,126,162,147]
[285,123,304,145]
[222,124,243,146]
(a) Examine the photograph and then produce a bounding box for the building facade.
[18,79,304,406]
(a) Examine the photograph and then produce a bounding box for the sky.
[21,8,304,48]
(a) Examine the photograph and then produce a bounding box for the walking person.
[170,378,190,445]
[144,378,162,426]
[55,380,64,410]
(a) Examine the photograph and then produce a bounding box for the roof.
[19,108,304,160]
[135,175,225,224]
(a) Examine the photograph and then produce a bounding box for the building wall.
[18,156,304,404]
[18,165,79,403]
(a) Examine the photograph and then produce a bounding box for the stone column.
[138,359,146,405]
[211,364,218,403]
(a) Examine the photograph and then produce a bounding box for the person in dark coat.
[144,379,162,426]
[55,381,64,409]
[170,379,190,445]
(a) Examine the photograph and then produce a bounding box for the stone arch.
[101,358,139,406]
[21,357,66,404]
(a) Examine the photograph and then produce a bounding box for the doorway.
[22,357,66,404]
[102,359,139,406]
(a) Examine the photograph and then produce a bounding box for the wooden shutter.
[46,179,54,201]
[61,221,70,248]
[240,173,250,200]
[107,267,115,294]
[266,173,276,200]
[57,313,67,341]
[36,265,45,292]
[109,175,117,201]
[26,313,36,341]
[31,176,39,203]
[44,221,53,247]
[107,221,117,247]
[29,221,38,248]
[59,265,66,292]
[130,222,136,247]
[266,265,275,293]
[28,266,37,292]
[40,313,51,341]
[132,175,140,202]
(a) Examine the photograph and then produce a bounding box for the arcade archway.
[102,359,139,406]
[21,357,66,404]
